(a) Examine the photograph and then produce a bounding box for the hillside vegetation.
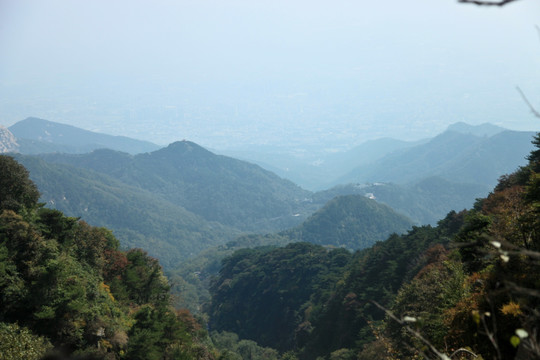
[14,154,239,268]
[207,133,540,360]
[38,141,312,232]
[0,155,217,359]
[169,195,413,313]
[282,195,413,250]
[316,178,488,225]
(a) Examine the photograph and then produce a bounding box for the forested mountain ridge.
[13,154,239,268]
[169,195,414,314]
[207,212,464,359]
[0,155,217,359]
[38,141,313,232]
[8,117,160,154]
[207,133,540,360]
[335,129,535,187]
[282,195,413,250]
[313,177,489,225]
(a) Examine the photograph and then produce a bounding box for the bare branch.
[458,0,522,6]
[516,87,540,119]
[480,301,502,360]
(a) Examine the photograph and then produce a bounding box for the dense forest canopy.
[0,155,217,359]
[206,133,540,360]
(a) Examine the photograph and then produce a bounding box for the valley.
[0,117,538,359]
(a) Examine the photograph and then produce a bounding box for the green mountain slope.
[39,141,313,232]
[14,155,239,268]
[207,133,540,360]
[335,130,535,187]
[208,242,353,352]
[169,194,413,314]
[206,212,464,357]
[315,177,489,225]
[283,194,414,250]
[0,155,217,359]
[9,117,159,154]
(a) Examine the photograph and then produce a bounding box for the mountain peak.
[158,140,213,156]
[9,117,159,154]
[446,122,505,137]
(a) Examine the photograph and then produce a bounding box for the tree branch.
[516,87,540,119]
[458,0,522,6]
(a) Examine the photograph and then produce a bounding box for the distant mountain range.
[219,122,518,190]
[3,118,531,192]
[335,129,535,188]
[219,137,422,190]
[6,117,160,154]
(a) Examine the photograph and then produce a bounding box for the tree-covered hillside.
[14,154,239,269]
[38,141,313,232]
[282,195,413,250]
[207,133,540,360]
[209,243,353,352]
[0,155,217,359]
[169,195,413,314]
[207,212,463,358]
[314,177,489,225]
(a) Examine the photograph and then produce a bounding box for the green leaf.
[510,335,520,348]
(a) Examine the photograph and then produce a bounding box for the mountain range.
[7,117,160,154]
[334,128,535,187]
[218,122,530,190]
[36,141,313,232]
[2,117,536,268]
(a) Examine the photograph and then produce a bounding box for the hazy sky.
[0,0,539,148]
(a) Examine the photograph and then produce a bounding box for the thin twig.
[516,87,540,119]
[458,0,521,6]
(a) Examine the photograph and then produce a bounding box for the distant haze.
[0,0,539,150]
